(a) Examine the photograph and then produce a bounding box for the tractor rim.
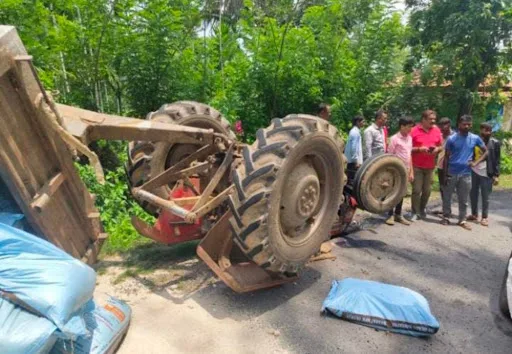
[278,145,333,246]
[369,166,399,202]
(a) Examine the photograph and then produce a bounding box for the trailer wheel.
[126,101,235,215]
[352,153,408,214]
[229,115,345,274]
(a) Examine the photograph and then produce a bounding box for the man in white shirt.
[344,115,365,181]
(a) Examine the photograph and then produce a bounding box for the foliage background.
[1,0,511,252]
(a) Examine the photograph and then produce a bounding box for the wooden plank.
[30,172,65,212]
[81,233,108,265]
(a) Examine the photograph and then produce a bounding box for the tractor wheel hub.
[280,162,320,234]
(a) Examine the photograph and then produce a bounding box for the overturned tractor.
[120,102,408,292]
[56,100,408,293]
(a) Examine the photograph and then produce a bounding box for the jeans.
[388,198,403,217]
[470,172,493,218]
[443,174,471,223]
[412,167,434,215]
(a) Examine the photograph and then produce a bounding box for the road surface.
[96,191,512,353]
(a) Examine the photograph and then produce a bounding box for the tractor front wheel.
[229,115,345,274]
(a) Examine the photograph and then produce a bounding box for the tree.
[407,0,512,117]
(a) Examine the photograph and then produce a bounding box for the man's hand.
[469,161,476,168]
[493,176,499,186]
[356,163,361,169]
[444,175,451,187]
[431,146,442,155]
[418,146,429,153]
[409,173,414,183]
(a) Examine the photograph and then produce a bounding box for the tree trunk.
[457,95,473,118]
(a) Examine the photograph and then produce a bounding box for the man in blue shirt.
[344,115,365,182]
[442,115,487,230]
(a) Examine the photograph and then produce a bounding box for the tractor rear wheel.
[126,101,235,215]
[229,115,345,274]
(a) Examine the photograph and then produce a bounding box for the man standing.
[363,110,387,160]
[442,115,487,230]
[386,116,415,226]
[344,115,365,181]
[409,110,443,221]
[467,122,501,227]
[318,103,332,121]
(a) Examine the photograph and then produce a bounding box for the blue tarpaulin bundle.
[0,223,96,336]
[322,278,440,337]
[0,214,131,353]
[0,297,58,354]
[52,297,132,354]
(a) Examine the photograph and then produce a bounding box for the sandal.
[458,221,472,231]
[440,218,450,226]
[466,215,478,222]
[481,218,489,227]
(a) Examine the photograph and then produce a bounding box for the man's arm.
[432,131,443,155]
[495,140,501,176]
[357,133,363,168]
[387,136,396,155]
[443,137,452,180]
[348,132,359,162]
[409,158,414,182]
[443,150,450,185]
[470,138,488,167]
[412,146,429,153]
[363,129,373,160]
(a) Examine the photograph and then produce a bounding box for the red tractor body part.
[329,195,357,237]
[132,178,203,244]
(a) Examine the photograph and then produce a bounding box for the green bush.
[76,163,153,254]
[495,131,512,175]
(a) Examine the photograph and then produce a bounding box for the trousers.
[443,174,471,223]
[412,167,434,215]
[470,171,493,218]
[388,198,404,216]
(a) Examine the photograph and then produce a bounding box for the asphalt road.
[99,190,512,354]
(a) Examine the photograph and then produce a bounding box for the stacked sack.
[0,217,131,354]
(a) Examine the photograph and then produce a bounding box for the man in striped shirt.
[363,110,388,160]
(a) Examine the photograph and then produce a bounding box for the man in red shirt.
[409,110,443,221]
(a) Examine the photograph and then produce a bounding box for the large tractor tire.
[126,101,235,215]
[229,115,345,274]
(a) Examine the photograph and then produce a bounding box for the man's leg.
[411,168,424,215]
[470,171,480,218]
[420,168,434,215]
[456,175,472,224]
[442,175,456,219]
[395,199,403,216]
[438,168,445,201]
[481,176,493,220]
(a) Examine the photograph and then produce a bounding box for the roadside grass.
[497,174,512,190]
